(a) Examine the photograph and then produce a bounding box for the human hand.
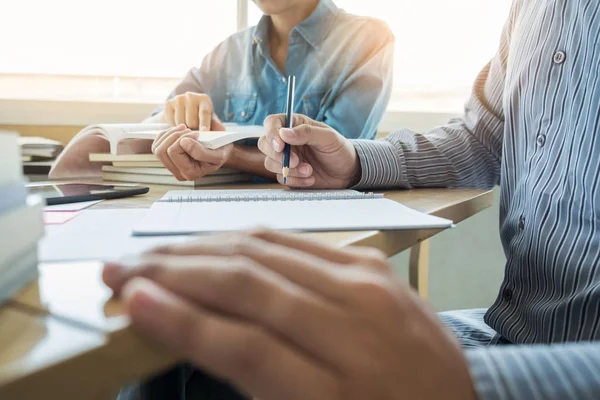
[151,122,232,181]
[163,92,217,131]
[257,114,361,188]
[103,230,476,400]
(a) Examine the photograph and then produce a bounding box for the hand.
[103,230,476,400]
[152,122,232,181]
[258,114,362,188]
[163,92,217,131]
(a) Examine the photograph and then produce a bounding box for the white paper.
[39,209,192,262]
[44,200,103,211]
[133,198,453,236]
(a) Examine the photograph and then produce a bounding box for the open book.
[50,123,263,179]
[133,189,454,236]
[82,123,264,155]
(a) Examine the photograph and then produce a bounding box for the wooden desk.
[0,184,493,399]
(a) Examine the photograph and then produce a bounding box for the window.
[250,0,513,112]
[1,0,511,113]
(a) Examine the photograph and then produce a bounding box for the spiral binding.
[164,191,381,203]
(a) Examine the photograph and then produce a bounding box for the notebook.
[132,189,453,236]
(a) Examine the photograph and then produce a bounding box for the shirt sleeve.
[466,343,600,400]
[322,20,394,140]
[350,6,518,189]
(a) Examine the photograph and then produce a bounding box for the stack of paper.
[90,153,253,187]
[0,132,45,304]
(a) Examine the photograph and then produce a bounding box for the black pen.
[282,75,295,184]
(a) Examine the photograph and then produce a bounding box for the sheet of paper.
[133,198,454,236]
[44,211,81,225]
[44,200,103,211]
[39,209,192,262]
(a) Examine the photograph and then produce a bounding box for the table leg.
[409,239,430,300]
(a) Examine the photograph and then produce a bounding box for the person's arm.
[224,145,276,180]
[320,20,394,140]
[467,343,600,400]
[351,7,520,190]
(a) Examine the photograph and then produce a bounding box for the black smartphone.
[26,182,149,205]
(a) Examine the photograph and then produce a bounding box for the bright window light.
[1,0,512,113]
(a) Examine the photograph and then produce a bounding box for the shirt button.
[240,111,246,117]
[536,134,546,147]
[553,51,566,65]
[503,288,513,302]
[518,215,525,231]
[281,77,287,84]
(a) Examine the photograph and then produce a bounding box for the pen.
[282,75,295,184]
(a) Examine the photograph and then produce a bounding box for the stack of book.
[90,153,253,187]
[0,132,44,305]
[19,136,64,162]
[82,123,264,187]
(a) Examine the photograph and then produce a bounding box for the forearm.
[224,145,276,180]
[466,343,600,400]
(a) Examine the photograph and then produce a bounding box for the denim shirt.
[154,0,394,140]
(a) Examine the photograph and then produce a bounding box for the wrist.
[348,145,362,188]
[223,144,243,169]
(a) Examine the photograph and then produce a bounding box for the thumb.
[279,124,343,149]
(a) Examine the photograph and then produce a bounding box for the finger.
[257,136,301,166]
[174,97,186,126]
[148,229,388,271]
[279,124,343,148]
[198,101,212,132]
[164,102,176,126]
[264,157,309,177]
[123,278,339,400]
[263,114,311,152]
[152,124,186,153]
[185,95,200,130]
[180,137,228,165]
[276,173,316,188]
[166,140,206,181]
[257,135,282,161]
[154,129,192,180]
[250,230,389,271]
[114,254,358,369]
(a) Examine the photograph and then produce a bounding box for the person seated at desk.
[104,0,600,398]
[145,0,393,182]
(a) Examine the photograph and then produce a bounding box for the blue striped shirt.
[352,0,600,398]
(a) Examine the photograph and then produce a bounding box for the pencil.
[282,75,295,184]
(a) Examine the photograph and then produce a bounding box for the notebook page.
[133,198,453,236]
[158,189,380,202]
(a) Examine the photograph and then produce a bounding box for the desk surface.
[0,184,493,398]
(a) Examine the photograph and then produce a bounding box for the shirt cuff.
[465,344,600,400]
[350,139,409,190]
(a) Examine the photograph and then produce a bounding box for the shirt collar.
[253,0,339,49]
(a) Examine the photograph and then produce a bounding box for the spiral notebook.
[132,189,453,236]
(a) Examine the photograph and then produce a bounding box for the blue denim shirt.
[154,0,394,140]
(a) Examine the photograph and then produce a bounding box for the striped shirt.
[352,0,600,398]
